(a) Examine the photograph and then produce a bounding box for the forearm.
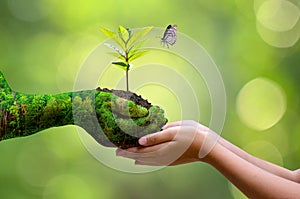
[0,91,75,139]
[163,121,297,182]
[1,73,167,148]
[204,142,300,199]
[216,135,297,182]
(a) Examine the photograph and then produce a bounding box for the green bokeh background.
[1,0,300,198]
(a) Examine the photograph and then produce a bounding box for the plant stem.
[126,68,129,91]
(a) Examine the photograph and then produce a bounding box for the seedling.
[100,25,153,91]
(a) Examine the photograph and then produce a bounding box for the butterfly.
[161,25,177,48]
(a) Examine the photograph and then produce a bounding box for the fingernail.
[116,149,122,156]
[139,137,147,145]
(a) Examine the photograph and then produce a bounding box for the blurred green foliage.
[1,0,300,198]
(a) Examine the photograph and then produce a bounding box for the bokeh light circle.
[236,77,286,131]
[73,27,226,173]
[256,0,300,32]
[16,137,65,187]
[256,21,300,48]
[43,174,93,199]
[254,0,300,47]
[7,0,51,22]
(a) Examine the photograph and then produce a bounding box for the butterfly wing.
[162,25,172,39]
[161,25,177,47]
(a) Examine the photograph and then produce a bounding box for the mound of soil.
[97,87,152,109]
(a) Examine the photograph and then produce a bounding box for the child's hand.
[116,120,217,166]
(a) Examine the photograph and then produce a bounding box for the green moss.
[0,71,168,148]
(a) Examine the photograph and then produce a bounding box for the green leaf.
[112,61,128,67]
[112,62,128,70]
[126,28,132,37]
[100,27,126,50]
[99,27,116,38]
[128,39,149,57]
[127,26,153,49]
[104,43,126,57]
[9,121,16,126]
[107,52,126,61]
[128,50,149,62]
[118,25,130,43]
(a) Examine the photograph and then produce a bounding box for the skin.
[116,120,300,199]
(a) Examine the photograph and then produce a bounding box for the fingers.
[135,160,170,166]
[138,125,199,147]
[162,120,197,129]
[138,128,177,146]
[116,141,180,166]
[116,145,159,155]
[162,121,184,129]
[116,126,202,166]
[116,142,173,165]
[116,148,155,159]
[162,120,209,131]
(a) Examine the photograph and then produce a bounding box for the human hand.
[116,120,219,166]
[162,120,209,131]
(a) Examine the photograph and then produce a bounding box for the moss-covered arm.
[0,71,167,148]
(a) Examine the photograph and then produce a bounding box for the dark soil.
[97,87,152,109]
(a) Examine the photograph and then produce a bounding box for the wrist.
[196,128,220,162]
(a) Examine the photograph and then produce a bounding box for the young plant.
[100,25,153,91]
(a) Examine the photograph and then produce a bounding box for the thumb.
[138,128,177,146]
